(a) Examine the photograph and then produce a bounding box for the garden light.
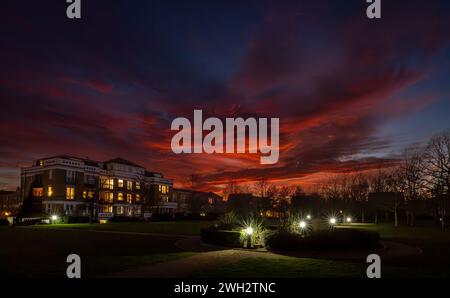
[299,220,307,229]
[306,215,311,220]
[244,226,254,235]
[329,217,336,225]
[346,217,352,223]
[51,215,58,221]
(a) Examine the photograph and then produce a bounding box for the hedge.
[201,228,241,248]
[265,228,380,251]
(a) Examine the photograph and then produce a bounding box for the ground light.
[244,226,254,235]
[51,215,58,223]
[299,220,307,229]
[329,217,337,225]
[346,217,352,223]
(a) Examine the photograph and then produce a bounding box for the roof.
[103,158,144,168]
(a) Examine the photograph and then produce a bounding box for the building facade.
[20,156,174,219]
[0,189,21,217]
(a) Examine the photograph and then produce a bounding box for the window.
[127,181,132,190]
[66,171,76,184]
[33,187,43,198]
[47,186,53,197]
[116,206,124,215]
[83,190,87,199]
[135,194,141,202]
[39,160,44,166]
[118,192,124,201]
[159,185,169,194]
[136,181,140,190]
[66,187,75,200]
[102,205,113,213]
[49,170,53,180]
[108,179,114,189]
[127,193,132,203]
[88,191,94,199]
[118,179,124,188]
[161,196,169,203]
[101,192,114,203]
[84,175,96,185]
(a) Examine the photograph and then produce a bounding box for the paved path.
[104,249,278,278]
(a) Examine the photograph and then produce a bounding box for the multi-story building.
[0,188,21,217]
[20,156,174,219]
[172,188,225,215]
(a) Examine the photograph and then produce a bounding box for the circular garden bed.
[265,228,381,251]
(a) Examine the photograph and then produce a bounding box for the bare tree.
[423,131,450,230]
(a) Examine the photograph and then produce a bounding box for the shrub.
[108,216,142,223]
[265,228,380,251]
[201,227,241,247]
[0,218,9,225]
[61,216,93,224]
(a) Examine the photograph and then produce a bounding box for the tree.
[423,131,450,230]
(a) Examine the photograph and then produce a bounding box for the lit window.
[118,179,124,188]
[136,194,141,202]
[208,198,214,205]
[47,186,53,197]
[66,187,75,200]
[82,191,87,199]
[118,192,124,201]
[33,187,43,198]
[127,181,132,190]
[116,206,124,215]
[102,205,113,213]
[109,179,114,190]
[39,160,44,166]
[160,185,169,194]
[88,191,94,199]
[136,182,140,190]
[127,193,132,203]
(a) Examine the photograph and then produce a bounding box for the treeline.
[224,130,450,228]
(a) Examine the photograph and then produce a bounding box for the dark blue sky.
[1,0,450,191]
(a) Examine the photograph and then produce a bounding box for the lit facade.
[20,156,174,219]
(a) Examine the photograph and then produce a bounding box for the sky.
[1,0,450,193]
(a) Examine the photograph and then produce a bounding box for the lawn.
[193,256,366,278]
[2,222,450,278]
[0,226,194,277]
[33,220,216,235]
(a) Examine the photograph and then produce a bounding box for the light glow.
[346,217,352,223]
[244,226,254,235]
[329,217,336,225]
[51,215,58,221]
[299,220,307,229]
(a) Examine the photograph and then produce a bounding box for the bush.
[0,218,9,225]
[201,227,241,248]
[61,216,94,224]
[265,228,380,251]
[108,216,142,223]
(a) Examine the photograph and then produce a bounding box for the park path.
[103,248,279,278]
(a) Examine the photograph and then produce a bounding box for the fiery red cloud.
[1,0,450,193]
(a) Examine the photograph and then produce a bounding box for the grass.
[193,256,366,278]
[3,222,450,278]
[33,220,216,235]
[0,226,194,277]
